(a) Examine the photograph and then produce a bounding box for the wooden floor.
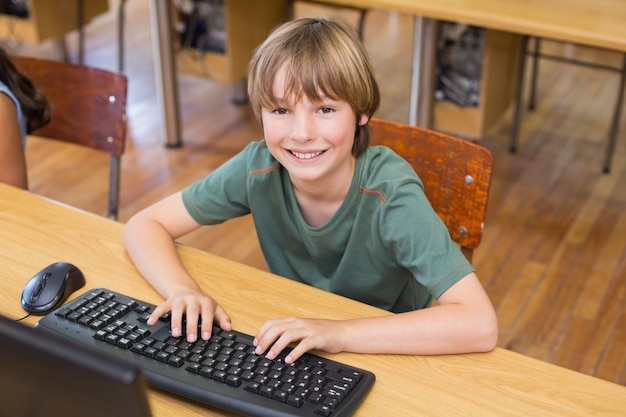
[5,0,625,385]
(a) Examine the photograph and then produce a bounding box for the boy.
[124,18,498,364]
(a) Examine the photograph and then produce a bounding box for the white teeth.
[291,151,323,159]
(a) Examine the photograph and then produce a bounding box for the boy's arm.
[123,192,232,341]
[342,272,498,354]
[254,272,498,363]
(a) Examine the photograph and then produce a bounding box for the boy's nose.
[290,113,315,142]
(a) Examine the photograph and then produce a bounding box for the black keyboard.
[35,288,375,417]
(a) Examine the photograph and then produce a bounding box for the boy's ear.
[358,114,369,126]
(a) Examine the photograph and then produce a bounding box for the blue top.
[0,80,26,146]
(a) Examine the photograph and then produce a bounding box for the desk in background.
[0,0,108,42]
[0,0,109,63]
[1,182,625,416]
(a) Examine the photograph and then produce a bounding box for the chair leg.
[230,78,249,106]
[603,53,626,174]
[56,38,70,62]
[356,8,368,41]
[108,156,121,220]
[528,37,541,111]
[509,35,529,153]
[118,0,127,72]
[77,0,85,64]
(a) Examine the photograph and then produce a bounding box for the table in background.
[1,182,625,416]
[0,0,109,64]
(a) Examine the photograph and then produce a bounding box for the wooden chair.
[368,118,493,262]
[11,56,128,220]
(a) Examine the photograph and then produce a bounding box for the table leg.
[118,0,127,72]
[150,0,182,148]
[603,53,626,173]
[409,16,436,128]
[77,0,84,64]
[528,37,540,111]
[509,35,529,153]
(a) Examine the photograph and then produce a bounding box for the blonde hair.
[248,18,380,157]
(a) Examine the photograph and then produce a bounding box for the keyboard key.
[244,382,261,394]
[313,405,332,416]
[168,356,185,368]
[212,370,227,383]
[55,308,72,319]
[131,342,147,354]
[287,395,304,408]
[259,386,274,398]
[226,375,242,387]
[273,390,289,403]
[185,363,201,374]
[143,347,158,359]
[93,330,107,341]
[117,337,133,349]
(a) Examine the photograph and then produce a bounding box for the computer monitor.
[0,314,152,417]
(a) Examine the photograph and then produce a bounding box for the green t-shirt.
[182,141,473,313]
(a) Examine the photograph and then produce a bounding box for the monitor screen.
[0,314,152,417]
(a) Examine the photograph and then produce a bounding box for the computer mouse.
[21,262,86,315]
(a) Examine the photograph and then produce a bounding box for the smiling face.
[262,65,368,186]
[248,19,381,159]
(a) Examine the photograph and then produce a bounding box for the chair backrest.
[11,56,128,220]
[369,118,493,262]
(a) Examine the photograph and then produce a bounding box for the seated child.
[124,18,498,364]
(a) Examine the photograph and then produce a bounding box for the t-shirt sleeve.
[378,180,474,300]
[0,84,27,144]
[181,143,256,224]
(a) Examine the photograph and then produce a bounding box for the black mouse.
[21,262,86,315]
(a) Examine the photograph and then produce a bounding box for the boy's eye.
[319,107,334,114]
[272,108,288,115]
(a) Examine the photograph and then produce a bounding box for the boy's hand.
[147,290,232,343]
[253,317,345,364]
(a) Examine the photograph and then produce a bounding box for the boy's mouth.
[290,150,324,159]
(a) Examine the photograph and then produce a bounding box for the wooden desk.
[313,0,626,51]
[0,0,108,43]
[1,182,625,416]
